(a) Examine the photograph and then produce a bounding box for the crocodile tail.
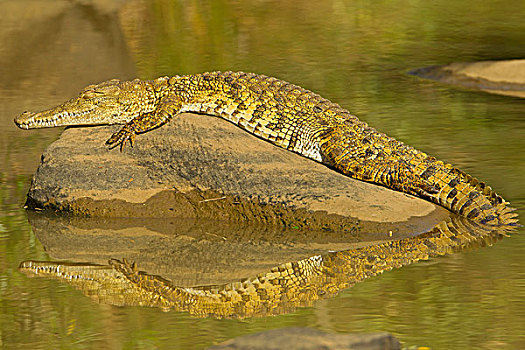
[412,156,519,227]
[320,125,518,227]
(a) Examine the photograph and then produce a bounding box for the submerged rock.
[208,328,401,350]
[410,59,525,98]
[26,112,448,231]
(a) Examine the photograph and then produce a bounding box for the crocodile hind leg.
[106,97,183,151]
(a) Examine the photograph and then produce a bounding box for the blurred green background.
[1,0,524,348]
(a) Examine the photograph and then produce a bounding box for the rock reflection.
[20,213,512,319]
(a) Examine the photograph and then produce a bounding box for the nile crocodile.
[14,71,518,226]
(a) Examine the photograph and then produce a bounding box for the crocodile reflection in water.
[19,215,511,319]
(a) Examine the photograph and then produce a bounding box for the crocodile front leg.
[106,97,183,151]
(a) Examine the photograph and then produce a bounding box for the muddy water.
[1,0,524,349]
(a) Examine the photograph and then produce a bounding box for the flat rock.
[26,112,448,232]
[207,328,401,350]
[410,59,525,98]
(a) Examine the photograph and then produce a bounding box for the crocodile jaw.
[14,79,157,129]
[15,108,108,129]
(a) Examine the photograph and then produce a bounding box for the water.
[1,0,524,348]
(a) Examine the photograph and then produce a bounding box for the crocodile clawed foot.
[106,127,136,151]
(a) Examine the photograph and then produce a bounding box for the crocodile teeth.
[21,109,97,128]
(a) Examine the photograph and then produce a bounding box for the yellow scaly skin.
[14,71,518,226]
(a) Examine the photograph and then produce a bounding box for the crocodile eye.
[82,90,98,99]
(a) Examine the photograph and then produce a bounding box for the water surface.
[1,0,524,349]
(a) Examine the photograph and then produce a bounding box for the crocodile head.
[14,78,162,129]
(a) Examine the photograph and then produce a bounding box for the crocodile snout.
[14,111,36,129]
